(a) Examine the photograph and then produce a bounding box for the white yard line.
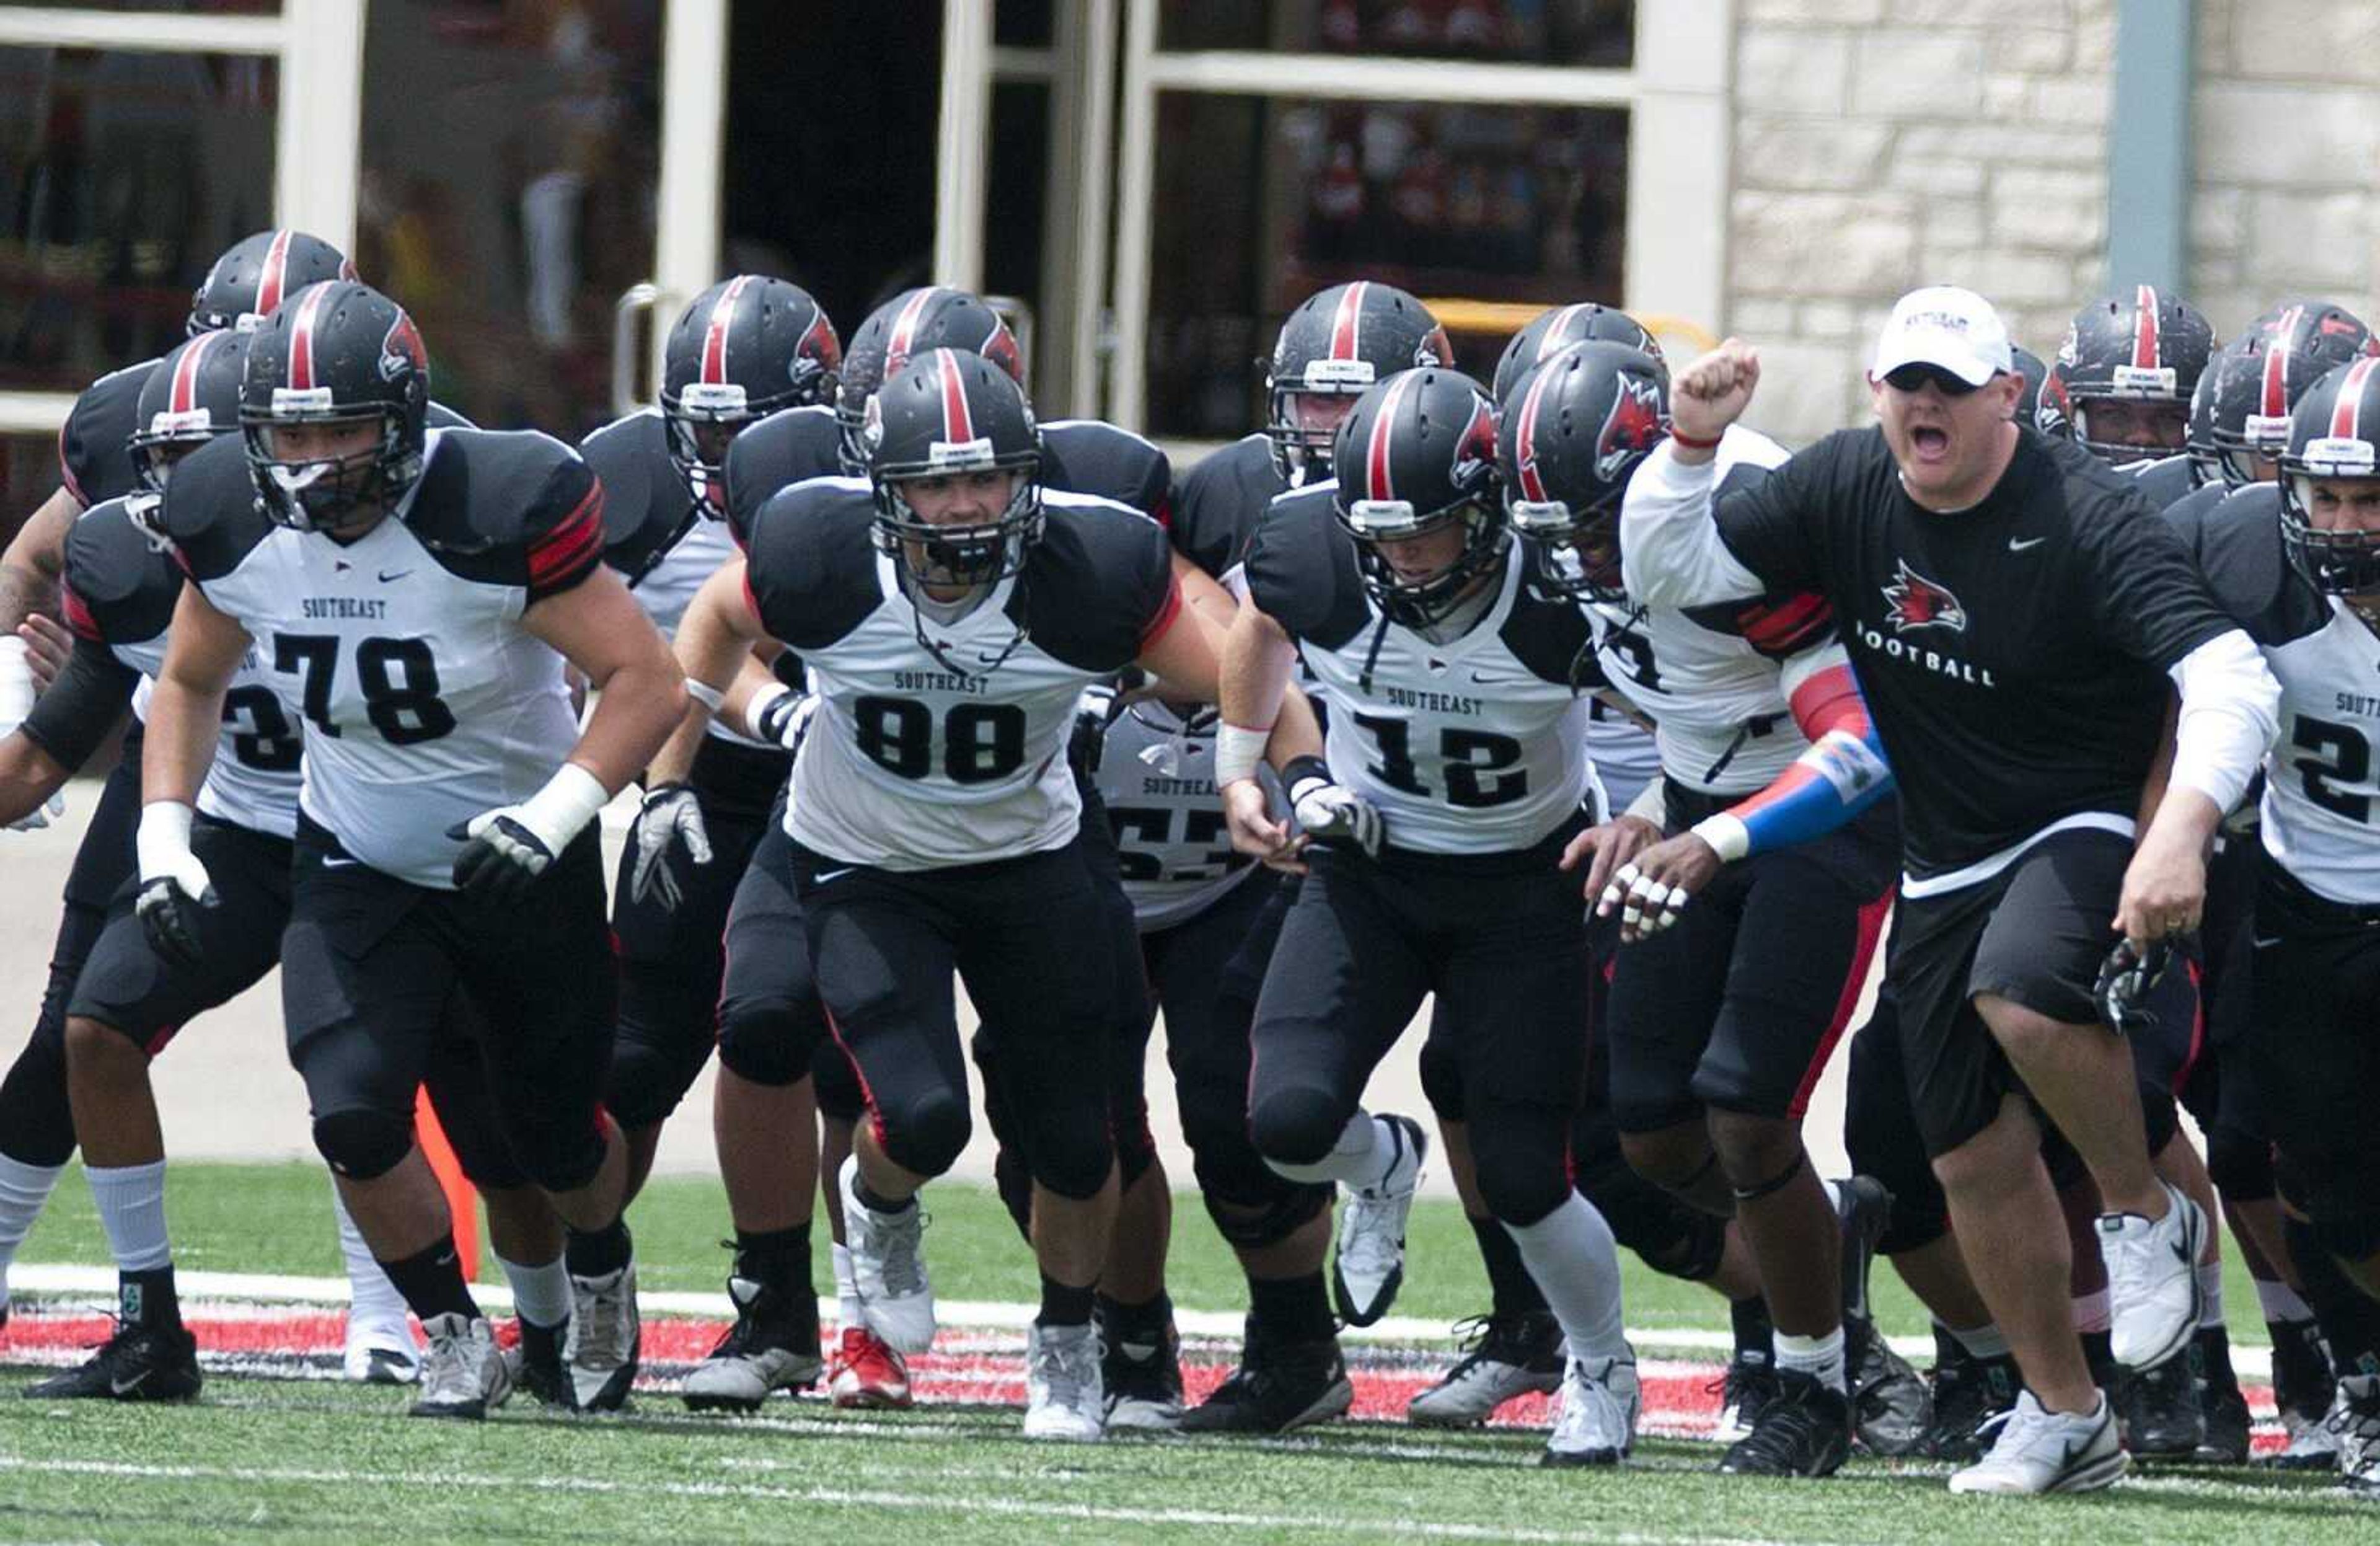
[0,1455,1830,1545]
[6,1261,2275,1379]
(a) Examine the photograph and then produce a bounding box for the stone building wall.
[1724,0,2119,444]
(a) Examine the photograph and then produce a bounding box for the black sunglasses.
[1883,363,1986,397]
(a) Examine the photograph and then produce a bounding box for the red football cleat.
[829,1323,913,1410]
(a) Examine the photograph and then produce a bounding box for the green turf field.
[2,1162,2371,1544]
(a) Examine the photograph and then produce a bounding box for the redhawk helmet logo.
[1452,395,1496,487]
[379,312,426,382]
[1593,374,1667,482]
[1882,559,1967,634]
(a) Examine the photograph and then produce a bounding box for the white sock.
[832,1243,863,1328]
[1264,1110,1395,1188]
[331,1183,409,1327]
[2072,1288,2111,1335]
[1944,1320,2010,1359]
[0,1154,64,1307]
[87,1160,170,1274]
[1502,1195,1628,1362]
[2255,1277,2314,1325]
[496,1250,572,1330]
[1775,1327,1848,1394]
[2197,1261,2225,1330]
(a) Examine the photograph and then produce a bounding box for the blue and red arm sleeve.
[1697,650,1892,862]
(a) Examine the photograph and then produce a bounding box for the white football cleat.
[839,1156,937,1355]
[1333,1115,1427,1327]
[1947,1390,2127,1495]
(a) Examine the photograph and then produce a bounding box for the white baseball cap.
[1871,285,2014,387]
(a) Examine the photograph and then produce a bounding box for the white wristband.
[514,762,612,854]
[1215,722,1271,786]
[684,677,725,713]
[0,637,32,729]
[743,683,792,743]
[1690,812,1752,865]
[136,800,197,881]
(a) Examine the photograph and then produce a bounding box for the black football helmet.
[2009,345,2072,441]
[1331,368,1505,628]
[1267,281,1452,487]
[2053,286,2216,465]
[659,275,840,506]
[866,348,1044,590]
[836,288,1023,474]
[2191,300,2377,489]
[1497,342,1668,604]
[1489,302,1664,410]
[187,229,355,337]
[239,281,430,534]
[2280,357,2380,595]
[130,330,249,497]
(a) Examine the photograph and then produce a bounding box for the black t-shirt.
[1711,425,2235,880]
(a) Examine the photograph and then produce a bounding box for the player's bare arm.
[0,488,78,638]
[522,561,689,795]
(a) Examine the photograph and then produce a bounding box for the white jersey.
[2257,598,2380,903]
[164,427,601,888]
[743,479,1182,872]
[64,497,302,838]
[1591,427,1821,798]
[1582,700,1659,818]
[1246,483,1602,856]
[1083,689,1269,932]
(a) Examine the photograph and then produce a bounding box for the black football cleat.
[25,1320,201,1403]
[1719,1368,1854,1478]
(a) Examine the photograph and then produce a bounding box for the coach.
[1618,286,2279,1495]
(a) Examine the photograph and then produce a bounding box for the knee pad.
[312,1106,413,1181]
[716,997,818,1088]
[1022,1109,1114,1203]
[1249,1084,1348,1170]
[2206,1123,2275,1204]
[1467,1105,1574,1228]
[1113,1097,1158,1190]
[992,1144,1034,1243]
[602,1030,710,1131]
[1203,1182,1330,1250]
[0,1027,74,1170]
[1577,1149,1727,1280]
[878,1087,971,1180]
[1417,1034,1466,1121]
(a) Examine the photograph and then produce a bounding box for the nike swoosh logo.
[110,1370,150,1396]
[377,569,413,583]
[814,867,858,884]
[322,855,359,869]
[2252,935,2281,949]
[2007,536,2047,552]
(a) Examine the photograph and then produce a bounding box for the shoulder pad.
[426,399,477,431]
[61,499,180,647]
[1243,483,1368,648]
[2191,485,2324,643]
[1681,590,1836,660]
[1171,434,1281,580]
[159,434,275,583]
[403,430,605,597]
[581,410,697,579]
[743,477,881,650]
[1500,565,1600,686]
[1024,493,1179,672]
[725,405,842,548]
[1042,420,1173,525]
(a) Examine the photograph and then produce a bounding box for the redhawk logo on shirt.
[1882,560,1968,634]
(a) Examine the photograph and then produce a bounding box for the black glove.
[135,873,216,973]
[2094,934,2184,1036]
[448,812,558,904]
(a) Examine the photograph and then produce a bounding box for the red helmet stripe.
[1364,371,1415,501]
[885,289,941,379]
[1330,283,1368,363]
[701,275,756,387]
[285,284,330,392]
[938,352,976,446]
[255,229,296,316]
[1514,364,1556,503]
[1541,304,1590,363]
[2132,285,2161,369]
[2263,306,2303,422]
[169,333,213,416]
[2329,357,2380,442]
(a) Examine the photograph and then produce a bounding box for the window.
[1160,0,1633,66]
[0,46,276,394]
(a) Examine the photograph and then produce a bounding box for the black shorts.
[280,818,617,1193]
[1888,824,2137,1160]
[715,801,833,1092]
[2250,854,2380,1257]
[27,741,144,1061]
[68,815,292,1051]
[1149,869,1294,1208]
[607,735,786,1127]
[1605,790,1893,1132]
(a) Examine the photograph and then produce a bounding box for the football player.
[1219,366,1638,1467]
[2052,288,2215,469]
[0,231,356,1327]
[579,276,840,1413]
[142,281,687,1419]
[669,350,1276,1441]
[1503,339,1895,1475]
